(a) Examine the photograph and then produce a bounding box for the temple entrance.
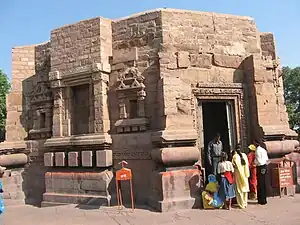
[199,100,237,176]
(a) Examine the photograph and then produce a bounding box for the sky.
[0,0,299,79]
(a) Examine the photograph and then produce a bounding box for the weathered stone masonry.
[0,9,299,211]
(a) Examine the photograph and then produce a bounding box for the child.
[218,152,235,210]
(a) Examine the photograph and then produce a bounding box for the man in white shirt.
[254,140,269,205]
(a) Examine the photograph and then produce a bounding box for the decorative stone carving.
[49,71,60,81]
[192,83,248,151]
[30,82,53,104]
[117,67,145,91]
[113,151,152,160]
[115,67,148,133]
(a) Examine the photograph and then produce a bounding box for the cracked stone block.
[44,152,54,167]
[68,152,78,167]
[96,150,113,167]
[55,152,66,167]
[82,151,93,167]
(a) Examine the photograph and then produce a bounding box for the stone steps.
[42,192,111,207]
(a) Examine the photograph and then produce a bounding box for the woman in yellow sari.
[232,144,250,209]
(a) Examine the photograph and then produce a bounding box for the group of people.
[202,133,269,210]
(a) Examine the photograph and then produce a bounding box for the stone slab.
[55,152,65,167]
[177,51,190,68]
[96,150,113,167]
[44,152,54,167]
[42,192,111,206]
[68,152,79,167]
[82,151,93,167]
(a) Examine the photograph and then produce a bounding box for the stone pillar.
[0,45,36,205]
[52,87,63,137]
[148,71,201,212]
[93,72,110,133]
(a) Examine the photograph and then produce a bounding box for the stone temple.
[0,8,299,212]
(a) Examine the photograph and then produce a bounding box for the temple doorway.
[199,100,237,176]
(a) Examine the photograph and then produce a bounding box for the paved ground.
[2,196,300,225]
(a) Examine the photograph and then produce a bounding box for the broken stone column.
[0,45,35,204]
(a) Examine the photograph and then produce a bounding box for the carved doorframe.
[191,83,249,165]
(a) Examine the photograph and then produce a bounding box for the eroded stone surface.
[2,8,298,211]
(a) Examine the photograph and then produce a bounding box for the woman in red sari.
[247,144,257,200]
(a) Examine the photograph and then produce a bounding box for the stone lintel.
[261,125,298,138]
[0,141,27,151]
[114,118,149,127]
[44,133,112,148]
[49,63,111,82]
[151,130,197,145]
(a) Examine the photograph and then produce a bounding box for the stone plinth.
[0,169,26,205]
[42,170,113,207]
[149,130,201,212]
[148,168,202,212]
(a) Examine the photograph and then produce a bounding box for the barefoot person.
[254,140,269,205]
[232,144,250,209]
[217,152,235,210]
[247,144,257,200]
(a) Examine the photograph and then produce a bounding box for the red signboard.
[278,167,293,188]
[272,167,293,188]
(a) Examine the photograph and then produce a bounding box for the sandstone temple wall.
[0,8,298,211]
[109,11,162,204]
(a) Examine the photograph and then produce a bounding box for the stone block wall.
[159,10,260,133]
[6,46,36,141]
[3,8,297,209]
[50,18,102,73]
[110,11,162,130]
[108,11,163,204]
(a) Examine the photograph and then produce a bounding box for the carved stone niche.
[115,67,149,133]
[28,82,53,140]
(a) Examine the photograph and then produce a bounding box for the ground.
[2,196,300,225]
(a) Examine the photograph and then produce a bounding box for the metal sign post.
[115,160,134,211]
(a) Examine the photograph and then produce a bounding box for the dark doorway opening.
[202,101,231,176]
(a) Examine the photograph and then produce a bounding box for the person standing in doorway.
[232,144,250,209]
[207,133,223,175]
[254,140,269,205]
[247,144,257,200]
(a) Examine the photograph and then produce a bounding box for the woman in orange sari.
[247,144,257,200]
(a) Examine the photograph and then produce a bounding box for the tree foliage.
[282,66,300,133]
[0,69,10,132]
